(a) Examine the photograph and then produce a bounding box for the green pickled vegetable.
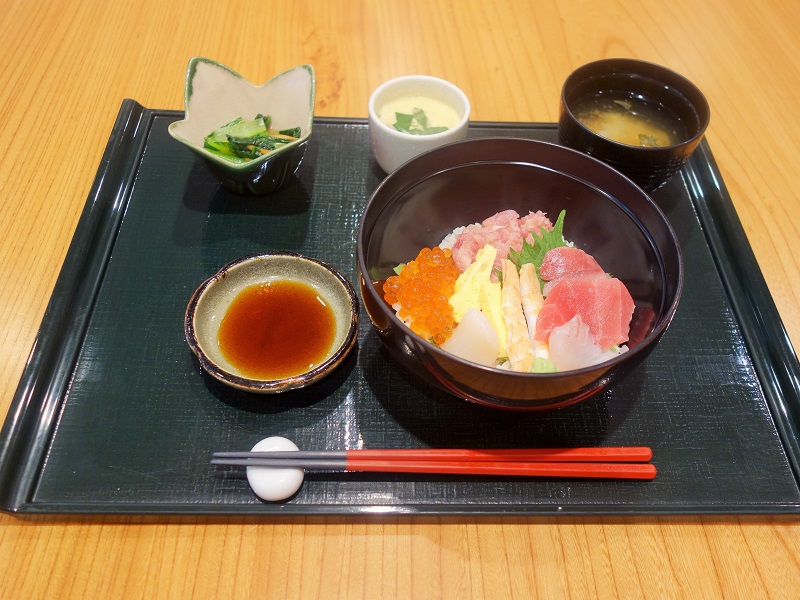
[203,114,301,163]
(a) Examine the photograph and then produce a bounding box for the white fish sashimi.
[548,314,627,371]
[440,307,499,367]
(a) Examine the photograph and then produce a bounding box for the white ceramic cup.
[368,75,470,173]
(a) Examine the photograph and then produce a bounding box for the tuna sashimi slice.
[540,246,604,279]
[534,274,635,349]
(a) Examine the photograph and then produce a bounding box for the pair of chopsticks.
[211,446,656,480]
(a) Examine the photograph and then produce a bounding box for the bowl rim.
[560,57,710,152]
[356,136,684,380]
[185,251,359,393]
[167,57,316,172]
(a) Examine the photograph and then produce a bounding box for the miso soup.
[572,90,689,148]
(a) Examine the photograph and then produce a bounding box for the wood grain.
[1,0,799,598]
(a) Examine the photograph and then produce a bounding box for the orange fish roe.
[383,247,460,345]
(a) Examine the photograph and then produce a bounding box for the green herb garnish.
[392,108,449,135]
[638,133,660,147]
[507,210,568,286]
[530,357,558,373]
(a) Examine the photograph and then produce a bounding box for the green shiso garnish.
[507,209,567,287]
[392,108,449,135]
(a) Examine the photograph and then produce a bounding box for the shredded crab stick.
[501,259,535,371]
[518,262,549,359]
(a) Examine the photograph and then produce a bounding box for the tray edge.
[682,144,800,483]
[0,99,156,512]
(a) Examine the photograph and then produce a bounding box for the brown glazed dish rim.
[185,251,359,394]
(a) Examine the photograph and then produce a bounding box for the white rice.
[439,224,476,249]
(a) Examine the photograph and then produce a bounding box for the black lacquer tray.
[1,100,799,515]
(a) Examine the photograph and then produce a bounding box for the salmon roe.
[383,247,460,345]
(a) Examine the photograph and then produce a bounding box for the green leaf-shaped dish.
[168,57,315,195]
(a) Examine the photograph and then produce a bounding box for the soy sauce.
[218,280,336,379]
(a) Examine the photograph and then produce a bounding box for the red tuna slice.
[534,274,635,349]
[540,247,605,281]
[540,247,607,297]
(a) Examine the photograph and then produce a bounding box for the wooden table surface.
[1,0,799,598]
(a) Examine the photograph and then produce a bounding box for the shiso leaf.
[392,108,449,135]
[507,209,567,286]
[393,112,414,132]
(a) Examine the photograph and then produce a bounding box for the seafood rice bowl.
[357,137,683,410]
[384,208,635,374]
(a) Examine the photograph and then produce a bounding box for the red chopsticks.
[211,446,656,480]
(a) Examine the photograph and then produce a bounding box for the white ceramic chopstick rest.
[246,436,304,501]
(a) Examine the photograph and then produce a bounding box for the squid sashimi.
[440,307,499,367]
[500,259,535,372]
[548,315,625,371]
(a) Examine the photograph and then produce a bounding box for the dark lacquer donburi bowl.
[356,137,684,410]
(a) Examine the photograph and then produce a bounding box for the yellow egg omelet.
[448,244,507,358]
